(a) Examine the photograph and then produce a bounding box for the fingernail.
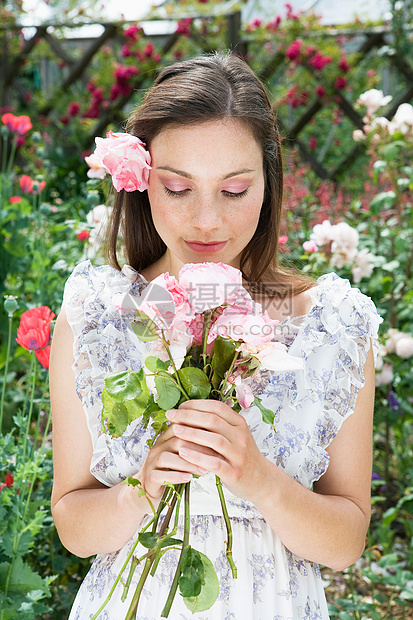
[179,447,189,456]
[166,410,175,420]
[198,467,208,475]
[174,425,183,435]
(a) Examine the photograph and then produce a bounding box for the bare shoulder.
[263,286,316,322]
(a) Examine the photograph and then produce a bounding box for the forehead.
[150,119,263,166]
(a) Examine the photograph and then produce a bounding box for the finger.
[156,450,208,475]
[148,470,193,487]
[166,408,229,436]
[178,446,229,479]
[179,399,242,425]
[171,424,233,461]
[157,435,221,459]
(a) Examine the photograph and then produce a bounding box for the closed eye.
[163,187,190,197]
[163,187,249,199]
[222,189,249,198]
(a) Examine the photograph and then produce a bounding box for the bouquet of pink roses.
[91,262,303,620]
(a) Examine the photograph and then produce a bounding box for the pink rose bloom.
[178,262,243,313]
[234,376,254,409]
[210,308,279,346]
[303,240,318,252]
[94,131,151,192]
[84,153,107,179]
[151,273,193,324]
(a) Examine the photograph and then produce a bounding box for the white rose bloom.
[86,204,109,226]
[330,222,359,249]
[352,248,375,283]
[375,363,393,387]
[353,129,365,142]
[310,220,333,246]
[370,117,393,132]
[385,328,406,353]
[391,103,413,135]
[395,335,413,359]
[357,89,393,115]
[375,344,388,372]
[330,246,358,269]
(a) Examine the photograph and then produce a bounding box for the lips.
[185,240,227,253]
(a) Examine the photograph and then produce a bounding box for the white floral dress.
[63,260,382,620]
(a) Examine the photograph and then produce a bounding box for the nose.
[192,194,222,231]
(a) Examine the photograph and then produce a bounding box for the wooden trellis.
[0,12,412,181]
[258,27,413,181]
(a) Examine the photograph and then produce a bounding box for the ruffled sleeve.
[62,260,153,486]
[256,272,383,489]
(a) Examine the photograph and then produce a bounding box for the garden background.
[1,0,413,618]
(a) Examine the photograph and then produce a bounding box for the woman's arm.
[169,342,376,571]
[50,309,205,558]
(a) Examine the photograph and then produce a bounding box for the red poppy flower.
[9,196,22,204]
[1,113,32,135]
[35,345,51,369]
[20,175,33,193]
[77,230,90,242]
[16,306,55,352]
[0,473,14,491]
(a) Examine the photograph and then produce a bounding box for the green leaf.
[159,536,183,549]
[104,370,143,402]
[102,374,150,437]
[183,551,219,613]
[150,409,168,436]
[369,191,396,214]
[381,140,406,162]
[141,394,160,428]
[155,375,181,410]
[211,336,237,379]
[145,356,170,372]
[2,531,32,559]
[254,397,274,426]
[138,532,158,549]
[177,367,211,399]
[179,547,204,598]
[132,312,159,341]
[0,558,50,596]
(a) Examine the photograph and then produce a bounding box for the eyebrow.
[156,166,256,181]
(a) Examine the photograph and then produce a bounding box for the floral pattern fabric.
[63,261,382,620]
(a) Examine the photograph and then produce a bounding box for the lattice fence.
[1,10,412,180]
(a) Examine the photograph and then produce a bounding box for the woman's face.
[146,119,265,278]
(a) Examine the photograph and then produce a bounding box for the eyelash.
[163,187,249,199]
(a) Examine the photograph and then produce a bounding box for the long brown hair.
[106,51,315,298]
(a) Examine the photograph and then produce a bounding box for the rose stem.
[215,475,237,578]
[124,484,184,620]
[160,482,190,618]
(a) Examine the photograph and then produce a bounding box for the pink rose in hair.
[94,131,151,192]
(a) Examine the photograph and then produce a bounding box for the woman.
[50,52,382,619]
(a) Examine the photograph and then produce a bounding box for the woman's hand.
[164,399,270,504]
[134,417,216,508]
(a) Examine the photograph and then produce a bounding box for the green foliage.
[182,550,219,613]
[0,1,413,618]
